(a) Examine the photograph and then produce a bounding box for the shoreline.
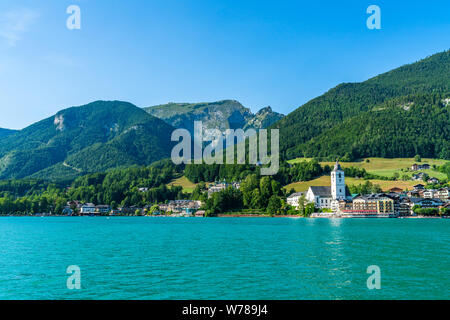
[1,214,447,219]
[216,214,302,218]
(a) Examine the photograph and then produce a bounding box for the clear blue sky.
[0,0,449,129]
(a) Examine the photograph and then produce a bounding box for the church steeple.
[333,160,342,172]
[331,160,345,200]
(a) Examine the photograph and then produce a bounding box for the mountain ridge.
[1,50,449,181]
[0,101,176,180]
[144,100,284,135]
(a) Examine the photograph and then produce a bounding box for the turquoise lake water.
[0,217,448,300]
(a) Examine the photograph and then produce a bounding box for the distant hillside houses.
[411,173,439,183]
[421,188,449,200]
[412,172,426,181]
[427,177,440,184]
[207,181,240,198]
[411,163,430,171]
[159,200,202,215]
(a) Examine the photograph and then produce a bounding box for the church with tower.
[306,161,351,211]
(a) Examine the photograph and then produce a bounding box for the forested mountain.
[0,101,175,180]
[300,93,450,160]
[144,100,284,135]
[0,128,16,138]
[271,50,450,159]
[1,51,449,183]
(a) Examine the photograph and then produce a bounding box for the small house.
[96,205,111,214]
[427,177,440,184]
[195,210,205,217]
[80,203,96,215]
[287,192,306,208]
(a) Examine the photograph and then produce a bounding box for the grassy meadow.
[285,157,449,192]
[168,176,198,193]
[288,157,448,179]
[284,176,419,192]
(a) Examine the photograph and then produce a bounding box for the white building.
[306,161,351,211]
[287,192,306,208]
[436,188,449,200]
[95,205,111,214]
[423,189,436,199]
[306,186,333,209]
[80,203,96,214]
[427,178,440,184]
[407,198,444,214]
[207,181,240,198]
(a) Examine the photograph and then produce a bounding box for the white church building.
[306,161,351,211]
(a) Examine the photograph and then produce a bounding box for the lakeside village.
[289,162,449,218]
[35,161,449,219]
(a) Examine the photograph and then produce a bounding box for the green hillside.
[0,128,16,139]
[0,101,176,180]
[0,128,16,138]
[271,50,450,159]
[301,93,450,159]
[288,157,448,178]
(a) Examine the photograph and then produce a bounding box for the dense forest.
[0,128,16,138]
[0,160,184,215]
[271,50,450,159]
[184,159,325,186]
[195,174,304,216]
[0,101,175,180]
[299,93,450,160]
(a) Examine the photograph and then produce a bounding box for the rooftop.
[287,192,305,198]
[309,186,332,197]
